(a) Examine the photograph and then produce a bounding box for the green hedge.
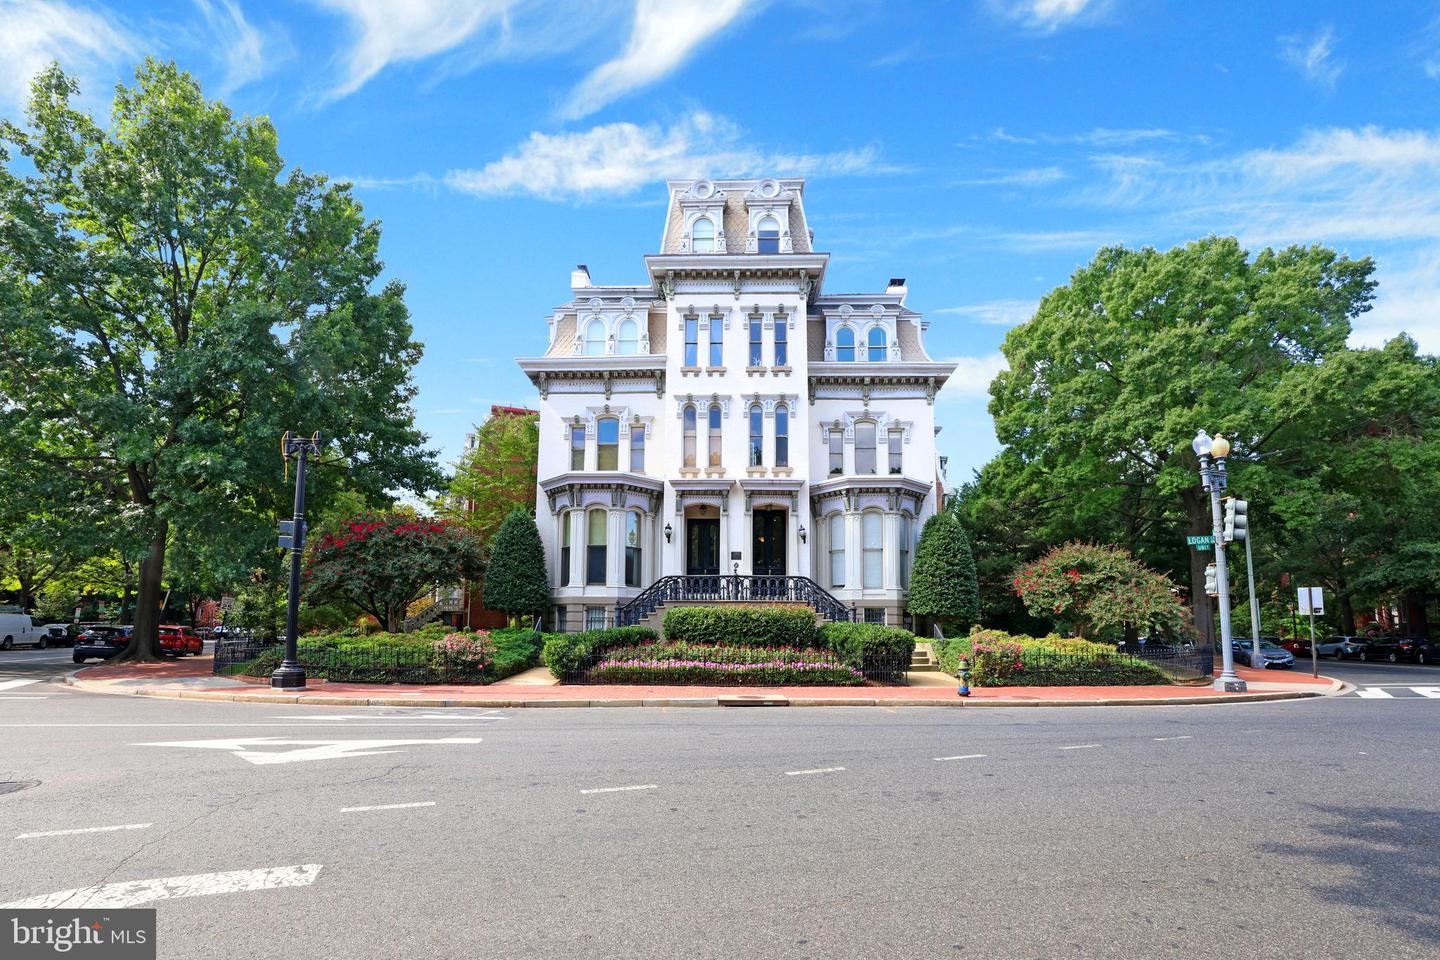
[662,605,818,648]
[229,626,542,685]
[933,628,1172,687]
[541,626,658,678]
[819,623,915,669]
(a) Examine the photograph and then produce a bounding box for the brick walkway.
[68,658,1340,708]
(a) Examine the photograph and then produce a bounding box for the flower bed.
[933,629,1174,686]
[583,641,865,685]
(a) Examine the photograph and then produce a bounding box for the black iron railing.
[616,575,854,627]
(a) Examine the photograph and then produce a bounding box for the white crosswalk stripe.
[0,678,42,692]
[1348,686,1440,699]
[1354,688,1395,698]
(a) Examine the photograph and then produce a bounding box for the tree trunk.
[116,522,168,662]
[1182,488,1216,650]
[1338,592,1356,637]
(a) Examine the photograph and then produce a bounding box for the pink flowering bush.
[431,631,494,673]
[1011,541,1192,641]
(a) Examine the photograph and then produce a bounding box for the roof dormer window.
[757,216,780,254]
[691,216,715,254]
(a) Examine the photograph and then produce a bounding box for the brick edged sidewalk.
[66,658,1341,708]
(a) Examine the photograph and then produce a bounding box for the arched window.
[630,422,645,472]
[583,318,606,356]
[616,318,639,355]
[835,326,855,362]
[749,403,764,467]
[757,215,780,253]
[708,403,722,467]
[570,422,586,471]
[855,421,877,474]
[867,326,887,362]
[829,513,846,588]
[899,514,912,589]
[691,216,715,254]
[774,404,789,468]
[863,511,883,589]
[708,316,723,367]
[560,511,572,587]
[586,509,607,585]
[624,512,642,587]
[683,405,697,468]
[597,417,619,471]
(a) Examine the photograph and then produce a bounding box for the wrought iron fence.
[616,574,854,626]
[212,637,494,684]
[558,645,909,687]
[1115,641,1214,682]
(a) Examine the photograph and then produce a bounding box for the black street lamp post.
[272,431,322,689]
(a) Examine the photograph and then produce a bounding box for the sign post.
[1298,586,1324,678]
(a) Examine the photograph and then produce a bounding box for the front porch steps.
[909,641,940,672]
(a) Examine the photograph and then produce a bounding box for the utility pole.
[1193,430,1245,692]
[273,431,322,689]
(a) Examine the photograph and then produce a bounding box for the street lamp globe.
[1191,429,1212,457]
[1210,435,1231,459]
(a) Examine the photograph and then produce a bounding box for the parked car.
[1353,636,1421,663]
[1231,639,1295,669]
[72,625,132,663]
[1411,638,1438,665]
[1315,636,1366,660]
[159,625,203,657]
[41,623,74,647]
[0,612,48,649]
[1279,637,1311,656]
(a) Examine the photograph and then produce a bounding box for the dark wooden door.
[752,509,787,576]
[687,519,720,575]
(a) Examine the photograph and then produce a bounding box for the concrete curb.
[64,672,1334,709]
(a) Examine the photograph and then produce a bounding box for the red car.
[1280,638,1311,656]
[159,626,204,657]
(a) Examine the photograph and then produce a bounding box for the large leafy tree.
[907,510,980,633]
[304,512,485,632]
[443,409,539,545]
[483,508,551,625]
[0,61,439,659]
[987,237,1376,645]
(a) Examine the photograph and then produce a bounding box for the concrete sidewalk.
[66,657,1343,708]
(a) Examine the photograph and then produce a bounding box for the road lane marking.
[1413,687,1440,698]
[16,823,153,840]
[1153,736,1193,741]
[339,802,436,813]
[0,679,41,691]
[136,736,483,765]
[579,784,658,795]
[1355,688,1395,698]
[784,767,846,776]
[0,864,323,909]
[0,695,50,700]
[933,754,987,761]
[1058,744,1101,750]
[0,723,496,728]
[270,713,504,721]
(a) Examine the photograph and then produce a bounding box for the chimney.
[571,264,592,290]
[886,277,907,304]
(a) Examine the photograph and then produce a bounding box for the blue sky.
[4,0,1439,486]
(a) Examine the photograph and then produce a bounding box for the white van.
[0,613,47,649]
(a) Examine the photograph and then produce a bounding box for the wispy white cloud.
[956,167,1066,187]
[0,0,138,110]
[1280,24,1343,88]
[191,0,272,94]
[313,0,510,100]
[991,0,1104,33]
[937,353,1007,399]
[444,111,889,200]
[561,0,751,120]
[981,127,1205,147]
[935,299,1039,327]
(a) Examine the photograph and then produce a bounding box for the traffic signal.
[1223,498,1249,543]
[1204,563,1219,597]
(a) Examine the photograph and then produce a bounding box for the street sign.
[277,519,307,550]
[1186,535,1215,547]
[1298,586,1324,615]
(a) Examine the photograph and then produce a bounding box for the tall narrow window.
[560,512,572,587]
[624,512,642,588]
[888,428,903,475]
[757,216,780,253]
[828,428,843,475]
[630,424,645,472]
[749,403,764,467]
[708,404,722,467]
[749,317,763,366]
[708,317,724,367]
[863,511,883,589]
[682,405,697,468]
[899,515,912,589]
[691,216,715,253]
[570,423,585,471]
[774,319,788,366]
[586,509,607,585]
[597,417,619,471]
[617,318,639,355]
[684,317,699,367]
[868,327,887,361]
[584,319,606,356]
[836,326,855,362]
[855,421,877,474]
[829,513,846,588]
[774,405,789,468]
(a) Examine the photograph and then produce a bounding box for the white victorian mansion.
[518,178,957,632]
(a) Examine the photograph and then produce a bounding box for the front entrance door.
[752,508,787,576]
[686,518,720,575]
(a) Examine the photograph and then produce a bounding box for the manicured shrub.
[662,605,817,648]
[908,511,980,631]
[931,627,1172,686]
[228,625,542,684]
[483,509,552,622]
[488,627,542,681]
[819,623,915,669]
[541,626,658,678]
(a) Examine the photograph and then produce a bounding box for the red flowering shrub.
[1011,541,1192,640]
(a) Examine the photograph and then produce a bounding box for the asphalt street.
[1,648,1437,960]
